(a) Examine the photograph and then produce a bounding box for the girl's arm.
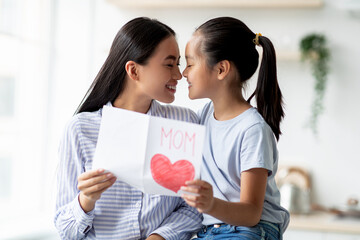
[181,168,268,227]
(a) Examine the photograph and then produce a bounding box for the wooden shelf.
[107,0,323,9]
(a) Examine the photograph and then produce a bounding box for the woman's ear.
[216,60,231,80]
[125,61,139,81]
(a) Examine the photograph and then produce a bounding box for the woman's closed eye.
[166,62,180,68]
[165,63,179,68]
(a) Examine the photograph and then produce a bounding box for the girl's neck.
[212,92,252,121]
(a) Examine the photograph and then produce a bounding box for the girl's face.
[137,36,182,104]
[182,34,218,100]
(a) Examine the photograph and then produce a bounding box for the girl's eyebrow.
[185,55,194,60]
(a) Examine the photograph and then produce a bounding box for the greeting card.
[92,105,205,196]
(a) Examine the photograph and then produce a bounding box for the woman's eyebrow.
[164,55,180,61]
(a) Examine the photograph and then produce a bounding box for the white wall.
[52,0,360,209]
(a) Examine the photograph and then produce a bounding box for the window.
[0,0,56,238]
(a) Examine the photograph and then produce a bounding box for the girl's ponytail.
[247,35,284,141]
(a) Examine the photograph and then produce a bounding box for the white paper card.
[92,105,205,196]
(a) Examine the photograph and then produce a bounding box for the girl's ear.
[216,60,231,80]
[125,61,139,81]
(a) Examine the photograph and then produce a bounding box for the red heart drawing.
[150,153,195,193]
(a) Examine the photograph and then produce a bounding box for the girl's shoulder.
[241,109,276,141]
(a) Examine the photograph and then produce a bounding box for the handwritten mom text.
[160,127,196,156]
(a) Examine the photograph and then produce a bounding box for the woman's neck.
[211,92,252,121]
[113,90,152,114]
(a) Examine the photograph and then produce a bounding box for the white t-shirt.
[198,102,289,232]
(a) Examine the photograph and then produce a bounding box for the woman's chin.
[157,96,175,104]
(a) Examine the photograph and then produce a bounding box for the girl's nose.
[182,68,187,78]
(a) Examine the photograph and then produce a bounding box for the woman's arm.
[149,197,203,240]
[54,119,93,239]
[181,168,268,227]
[54,118,115,239]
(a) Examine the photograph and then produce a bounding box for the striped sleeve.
[54,116,94,239]
[150,198,203,240]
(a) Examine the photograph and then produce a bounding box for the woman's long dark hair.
[196,17,284,140]
[75,17,175,114]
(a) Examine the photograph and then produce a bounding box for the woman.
[55,17,202,240]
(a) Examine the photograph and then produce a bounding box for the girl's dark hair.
[76,17,175,114]
[196,17,284,140]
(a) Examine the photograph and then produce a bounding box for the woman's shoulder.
[152,101,198,123]
[63,109,102,136]
[198,101,213,115]
[197,101,213,124]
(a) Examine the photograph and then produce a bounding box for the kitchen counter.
[289,211,360,235]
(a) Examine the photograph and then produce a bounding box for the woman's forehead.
[153,36,180,59]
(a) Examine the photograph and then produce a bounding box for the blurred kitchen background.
[1,0,360,239]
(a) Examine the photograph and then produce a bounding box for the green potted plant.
[300,33,330,135]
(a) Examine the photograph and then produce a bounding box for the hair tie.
[253,33,262,46]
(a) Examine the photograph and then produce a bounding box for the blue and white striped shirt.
[55,101,203,240]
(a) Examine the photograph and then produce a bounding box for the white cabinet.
[325,232,360,240]
[284,230,324,240]
[286,213,360,240]
[285,230,360,240]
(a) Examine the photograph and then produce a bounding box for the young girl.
[54,17,202,240]
[181,17,290,239]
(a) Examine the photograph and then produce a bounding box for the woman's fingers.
[78,168,106,181]
[81,176,117,196]
[78,171,114,190]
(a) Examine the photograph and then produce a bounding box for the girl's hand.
[77,168,117,212]
[180,180,214,213]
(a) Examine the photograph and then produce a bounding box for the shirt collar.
[102,100,158,116]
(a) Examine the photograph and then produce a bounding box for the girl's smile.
[187,80,192,88]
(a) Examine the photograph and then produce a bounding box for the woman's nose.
[173,67,182,80]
